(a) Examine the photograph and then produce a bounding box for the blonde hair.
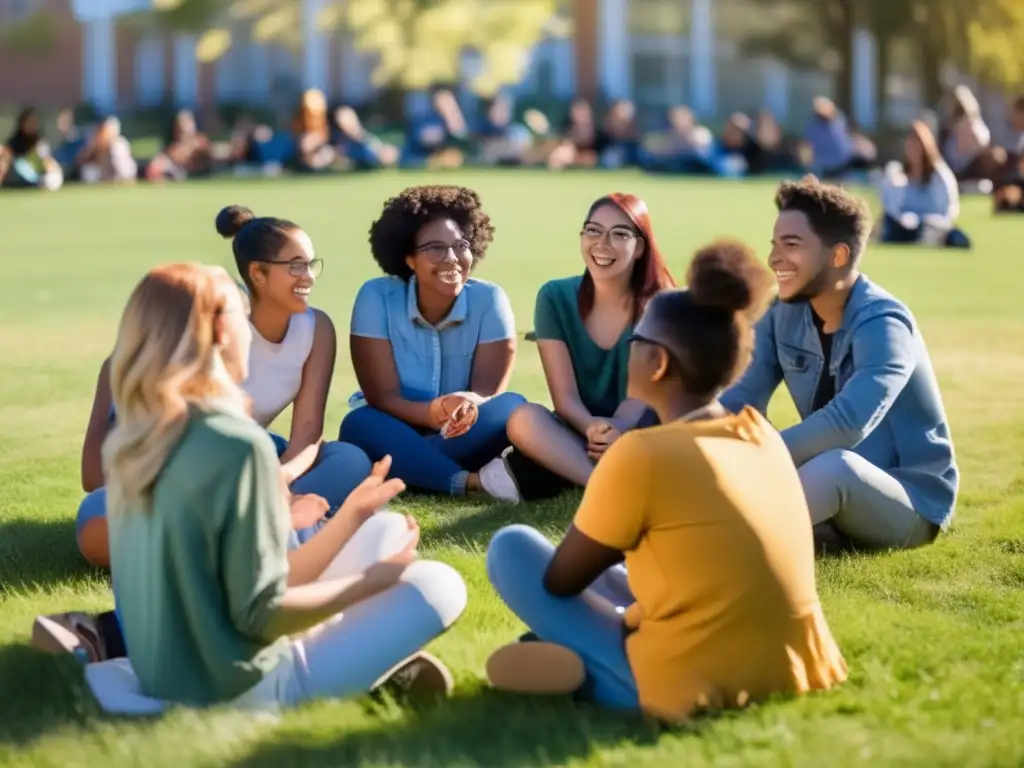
[102,263,250,510]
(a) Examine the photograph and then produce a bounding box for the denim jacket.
[721,275,958,528]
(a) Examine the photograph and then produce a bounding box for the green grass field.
[1,172,1022,767]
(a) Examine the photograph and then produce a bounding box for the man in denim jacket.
[721,177,958,550]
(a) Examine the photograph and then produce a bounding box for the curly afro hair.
[369,185,495,281]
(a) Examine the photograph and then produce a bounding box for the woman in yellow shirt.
[485,241,848,723]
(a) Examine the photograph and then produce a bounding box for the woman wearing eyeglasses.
[494,193,675,502]
[71,206,372,568]
[485,242,847,723]
[340,185,525,500]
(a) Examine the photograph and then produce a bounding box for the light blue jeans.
[486,524,639,709]
[76,435,372,545]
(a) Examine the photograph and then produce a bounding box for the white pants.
[87,512,467,715]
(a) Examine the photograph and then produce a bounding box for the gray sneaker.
[371,652,454,704]
[478,452,521,503]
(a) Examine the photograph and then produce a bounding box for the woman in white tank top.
[215,204,372,542]
[71,207,373,568]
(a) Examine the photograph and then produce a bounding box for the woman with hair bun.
[485,241,848,724]
[70,205,371,572]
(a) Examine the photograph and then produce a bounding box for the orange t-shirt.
[573,406,848,722]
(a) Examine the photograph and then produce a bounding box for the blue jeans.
[339,392,526,496]
[486,524,640,709]
[76,435,371,545]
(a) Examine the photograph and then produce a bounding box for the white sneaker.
[478,455,521,503]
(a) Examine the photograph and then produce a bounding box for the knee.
[339,406,381,442]
[76,489,107,536]
[321,441,373,477]
[486,524,545,584]
[361,509,409,539]
[798,449,860,490]
[506,402,550,447]
[77,517,110,569]
[400,561,467,629]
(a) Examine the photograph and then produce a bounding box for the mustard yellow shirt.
[573,406,848,722]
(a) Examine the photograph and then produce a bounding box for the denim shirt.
[349,275,516,405]
[721,275,958,528]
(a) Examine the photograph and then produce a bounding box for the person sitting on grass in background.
[879,121,970,249]
[293,89,339,172]
[340,185,526,501]
[498,193,675,502]
[0,107,63,191]
[333,105,400,170]
[485,242,848,723]
[34,269,464,683]
[721,177,959,552]
[75,116,137,184]
[993,95,1024,213]
[45,263,465,713]
[144,109,215,181]
[72,205,373,570]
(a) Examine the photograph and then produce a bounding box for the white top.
[244,308,316,428]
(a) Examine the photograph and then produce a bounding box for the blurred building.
[0,0,931,129]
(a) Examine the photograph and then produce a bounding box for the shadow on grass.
[0,643,98,745]
[422,492,582,552]
[231,688,668,768]
[0,517,99,593]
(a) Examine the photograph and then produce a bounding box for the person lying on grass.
[497,193,675,502]
[485,240,848,724]
[36,263,465,711]
[74,205,373,569]
[721,177,959,552]
[340,185,526,501]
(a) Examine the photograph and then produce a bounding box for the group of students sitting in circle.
[30,177,958,724]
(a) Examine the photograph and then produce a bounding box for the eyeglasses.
[580,225,641,248]
[258,257,324,277]
[415,239,473,263]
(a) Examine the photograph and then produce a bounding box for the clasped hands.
[429,391,486,439]
[585,419,622,462]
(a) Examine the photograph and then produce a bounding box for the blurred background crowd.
[1,0,1023,218]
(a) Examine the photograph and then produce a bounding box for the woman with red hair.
[497,193,676,502]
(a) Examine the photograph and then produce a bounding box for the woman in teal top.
[498,193,675,501]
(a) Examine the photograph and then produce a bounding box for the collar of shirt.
[406,276,469,330]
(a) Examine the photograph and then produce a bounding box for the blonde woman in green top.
[85,263,466,713]
[498,193,676,501]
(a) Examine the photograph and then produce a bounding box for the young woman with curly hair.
[340,185,526,500]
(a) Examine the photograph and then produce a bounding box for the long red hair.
[578,193,676,321]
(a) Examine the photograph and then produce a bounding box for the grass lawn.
[1,171,1022,767]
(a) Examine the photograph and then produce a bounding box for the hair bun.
[215,205,255,239]
[686,240,770,314]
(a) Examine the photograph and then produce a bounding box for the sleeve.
[350,279,390,339]
[879,167,905,220]
[222,435,291,641]
[925,163,959,227]
[720,304,783,415]
[781,312,918,467]
[533,282,565,342]
[479,284,516,344]
[573,432,650,552]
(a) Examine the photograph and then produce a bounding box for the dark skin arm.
[468,338,516,397]
[280,310,335,484]
[81,357,113,492]
[350,335,437,429]
[544,524,624,597]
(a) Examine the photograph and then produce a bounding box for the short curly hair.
[369,185,496,281]
[775,176,872,266]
